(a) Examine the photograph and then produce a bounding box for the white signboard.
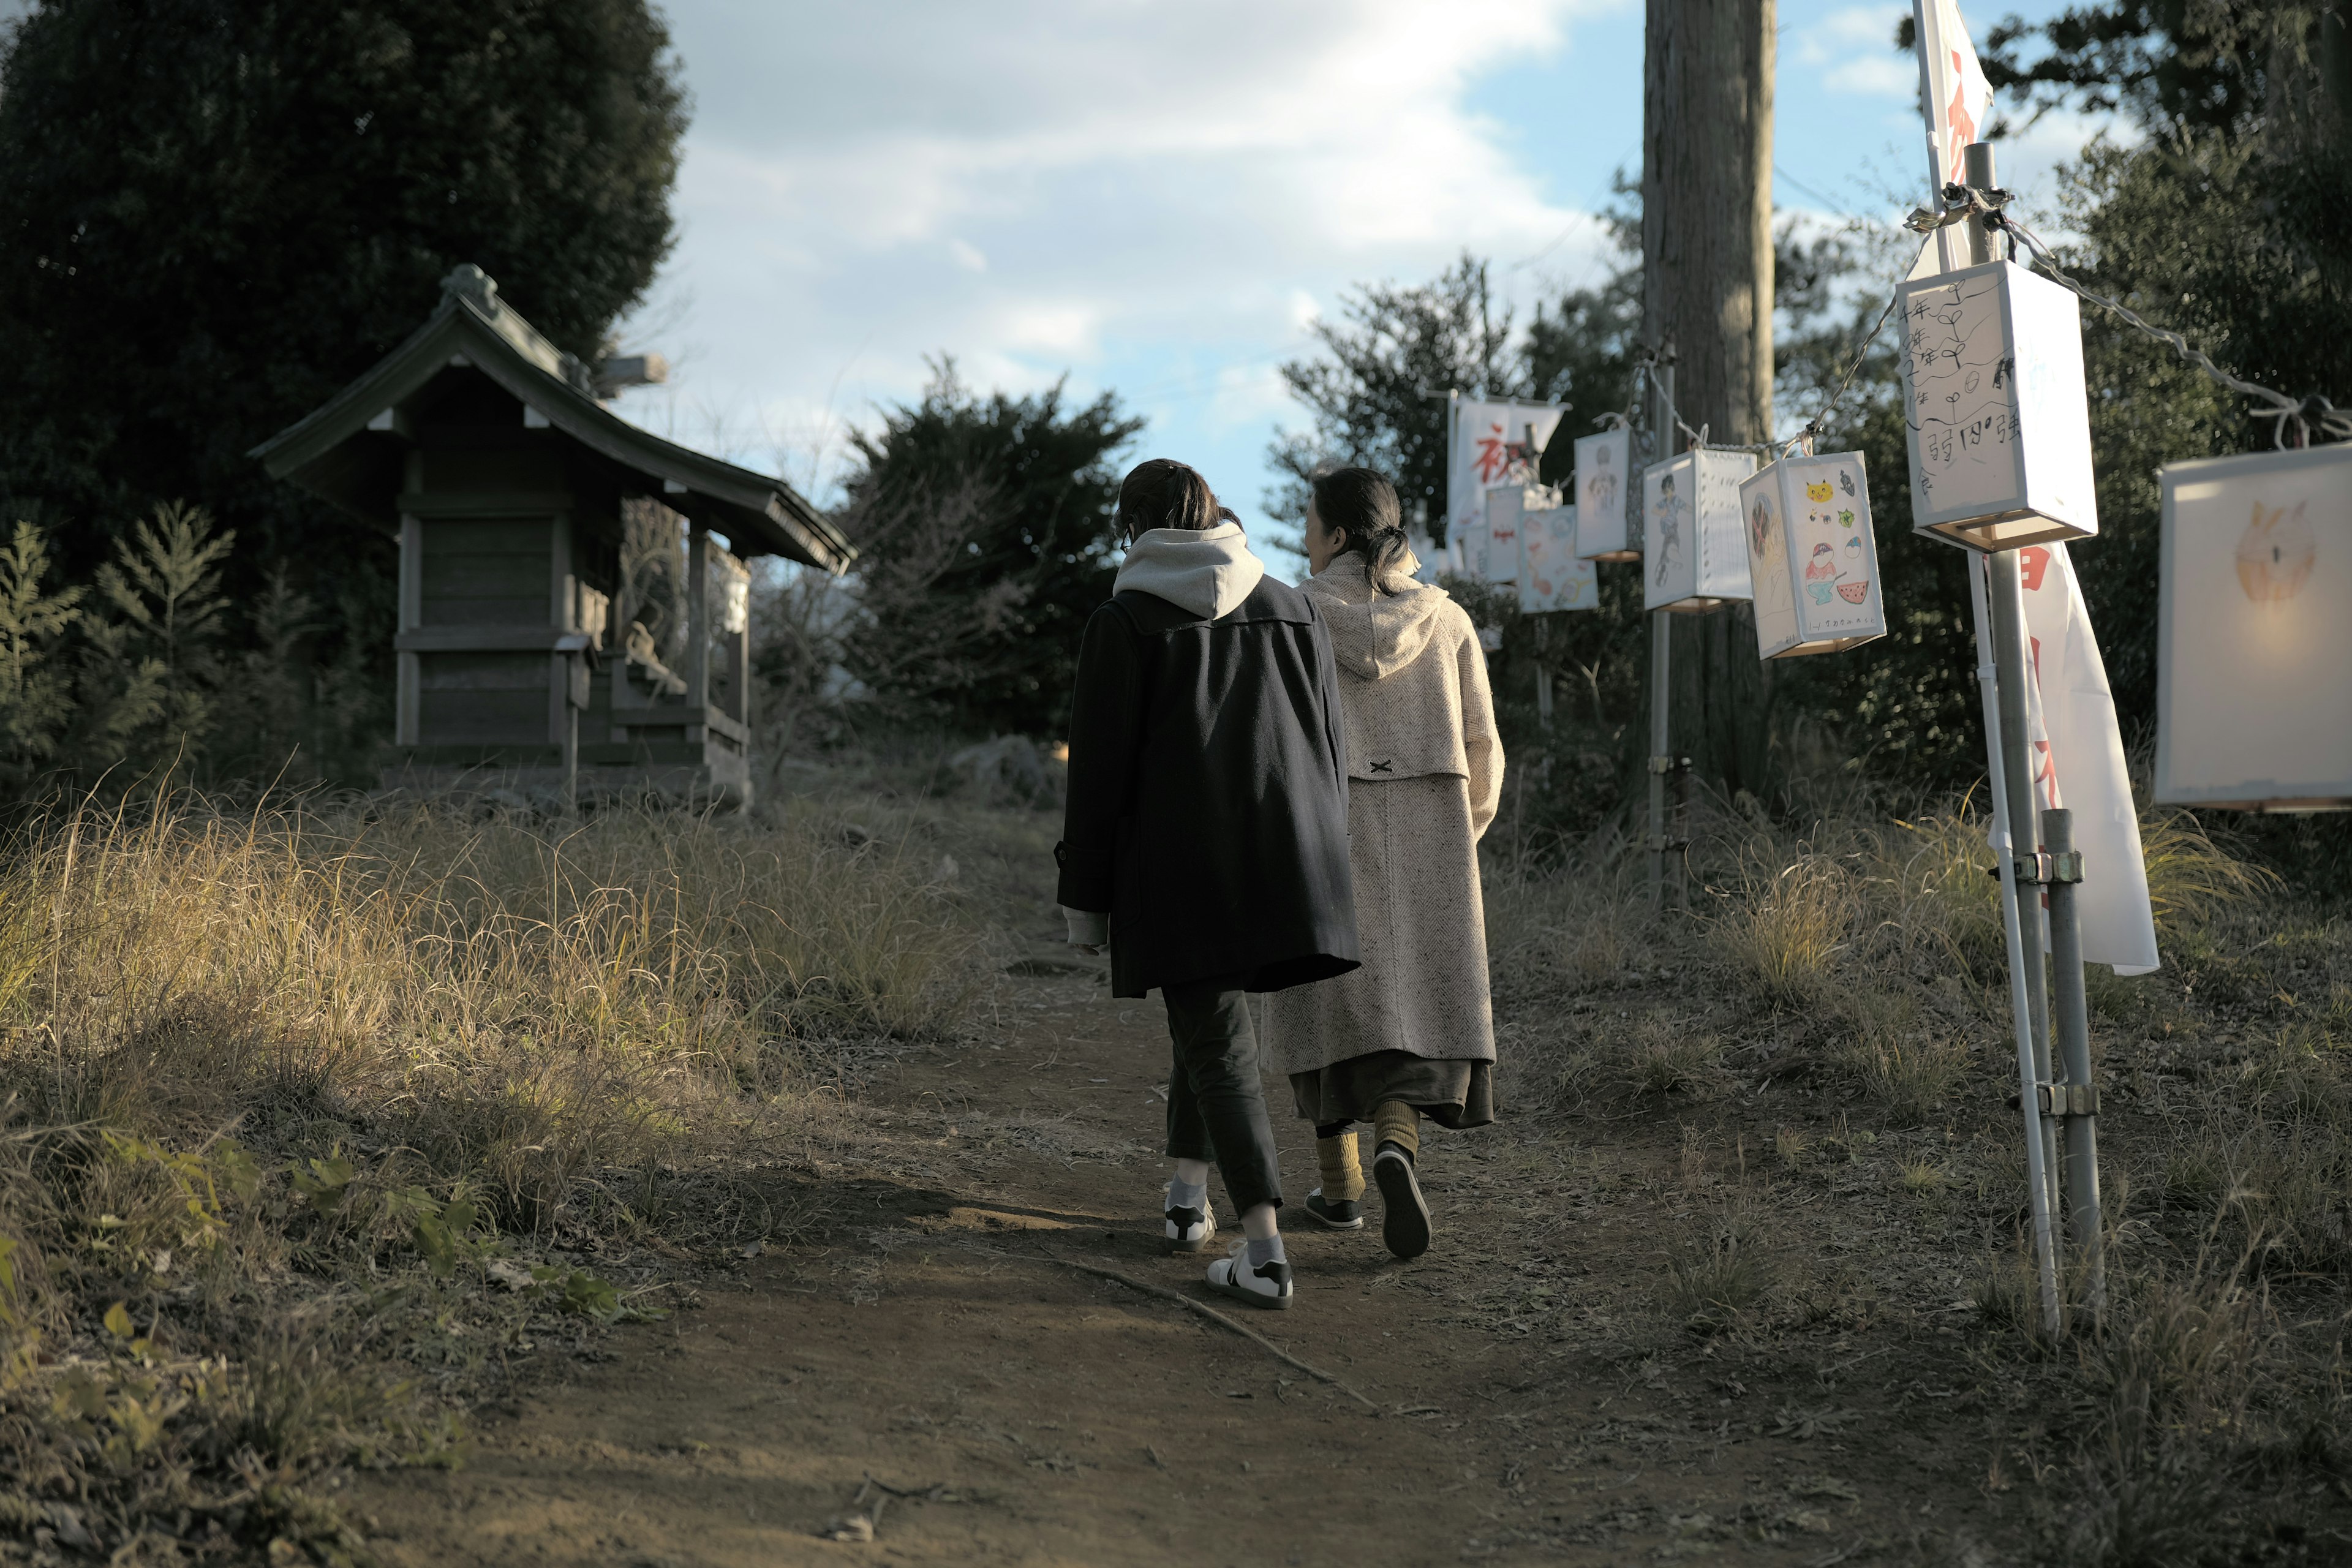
[2156,442,2352,810]
[1643,450,1757,612]
[1899,259,2098,551]
[1740,453,1887,658]
[1519,503,1596,614]
[1572,427,1637,560]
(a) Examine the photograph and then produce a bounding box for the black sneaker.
[1205,1242,1293,1310]
[1300,1188,1364,1230]
[1373,1141,1431,1260]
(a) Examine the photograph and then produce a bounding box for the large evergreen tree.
[0,0,688,583]
[836,363,1144,738]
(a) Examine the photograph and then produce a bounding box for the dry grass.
[1711,848,1856,1007]
[0,792,982,1558]
[1660,1205,1774,1335]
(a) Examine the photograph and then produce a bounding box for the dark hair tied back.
[1311,467,1410,592]
[1117,458,1239,543]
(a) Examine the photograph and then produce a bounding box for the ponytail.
[1310,467,1411,592]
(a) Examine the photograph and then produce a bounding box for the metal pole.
[1535,616,1554,729]
[2044,807,2106,1322]
[1989,549,2060,1224]
[1963,140,2062,1229]
[1646,351,1676,912]
[1970,556,2064,1338]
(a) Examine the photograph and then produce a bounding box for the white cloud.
[625,0,1623,502]
[1791,6,1916,98]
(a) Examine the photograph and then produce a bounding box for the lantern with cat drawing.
[1738,451,1887,658]
[2155,442,2352,810]
[1642,449,1757,611]
[1897,259,2100,551]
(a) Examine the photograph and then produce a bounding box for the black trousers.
[1161,975,1283,1215]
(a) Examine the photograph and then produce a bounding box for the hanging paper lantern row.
[1573,428,1638,561]
[2155,442,2352,811]
[1740,452,1887,658]
[1518,503,1596,614]
[1898,258,2100,553]
[1643,450,1757,612]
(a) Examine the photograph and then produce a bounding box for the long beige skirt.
[1262,772,1496,1120]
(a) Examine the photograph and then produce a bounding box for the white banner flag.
[2013,543,2160,976]
[1909,0,1996,276]
[1449,398,1564,560]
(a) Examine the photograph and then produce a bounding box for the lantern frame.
[1739,451,1887,659]
[1899,259,2100,553]
[2154,442,2352,812]
[1642,449,1757,612]
[1572,428,1637,561]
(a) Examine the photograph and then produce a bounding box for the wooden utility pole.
[1638,0,1778,806]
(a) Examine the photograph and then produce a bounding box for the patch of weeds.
[1711,852,1855,1009]
[1839,1032,1968,1126]
[1785,1261,1879,1332]
[1899,1156,1947,1194]
[1661,1208,1773,1335]
[1773,1126,1812,1170]
[1622,1016,1727,1099]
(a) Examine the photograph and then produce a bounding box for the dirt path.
[353,961,2013,1566]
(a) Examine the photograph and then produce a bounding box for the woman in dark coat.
[1057,458,1358,1310]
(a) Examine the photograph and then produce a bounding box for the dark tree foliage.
[837,363,1144,739]
[1961,2,2343,134]
[1265,255,1515,537]
[0,0,688,588]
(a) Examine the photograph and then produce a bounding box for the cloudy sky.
[610,0,2112,537]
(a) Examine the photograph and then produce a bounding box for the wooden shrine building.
[252,265,851,805]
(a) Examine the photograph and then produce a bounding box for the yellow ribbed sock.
[1373,1100,1420,1161]
[1316,1131,1365,1202]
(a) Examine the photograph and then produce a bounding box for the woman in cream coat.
[1264,466,1501,1261]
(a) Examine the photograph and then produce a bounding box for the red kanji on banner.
[1473,429,1523,485]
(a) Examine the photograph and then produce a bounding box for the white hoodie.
[1113,521,1265,620]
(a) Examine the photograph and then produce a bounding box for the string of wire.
[1921,183,2350,450]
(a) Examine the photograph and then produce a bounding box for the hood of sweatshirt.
[1303,554,1452,682]
[1114,521,1267,621]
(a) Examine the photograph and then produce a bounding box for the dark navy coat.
[1055,577,1360,998]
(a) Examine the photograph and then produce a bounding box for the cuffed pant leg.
[1161,977,1283,1214]
[1165,1033,1213,1164]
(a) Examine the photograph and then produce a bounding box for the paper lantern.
[1898,258,2099,552]
[1518,503,1596,614]
[1738,452,1887,658]
[1642,450,1756,612]
[1573,428,1637,560]
[1482,483,1558,584]
[2154,442,2352,810]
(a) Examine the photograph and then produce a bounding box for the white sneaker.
[1164,1185,1216,1253]
[1205,1241,1293,1311]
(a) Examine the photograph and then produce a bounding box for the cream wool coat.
[1264,554,1501,1075]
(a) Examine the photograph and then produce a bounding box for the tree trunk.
[1638,0,1779,805]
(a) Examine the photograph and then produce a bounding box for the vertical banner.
[1908,0,1996,276]
[1449,397,1566,560]
[2015,543,2160,975]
